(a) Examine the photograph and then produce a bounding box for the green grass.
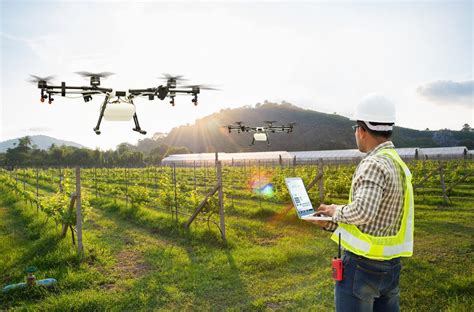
[0,174,473,311]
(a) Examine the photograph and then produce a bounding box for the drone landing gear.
[132,113,147,135]
[93,95,110,135]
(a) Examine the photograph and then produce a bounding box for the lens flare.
[248,171,275,199]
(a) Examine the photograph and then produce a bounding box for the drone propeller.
[75,71,115,78]
[159,73,187,82]
[76,71,114,87]
[180,84,220,91]
[235,121,244,125]
[28,75,55,84]
[264,120,277,125]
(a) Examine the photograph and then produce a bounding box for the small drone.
[29,72,216,135]
[225,121,295,145]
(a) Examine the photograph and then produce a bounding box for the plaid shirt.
[325,141,405,236]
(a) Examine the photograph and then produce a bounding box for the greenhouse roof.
[288,149,364,159]
[419,146,468,156]
[162,151,292,163]
[162,146,469,164]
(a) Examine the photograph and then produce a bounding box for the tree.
[116,143,136,155]
[5,137,33,166]
[432,130,457,147]
[164,146,190,158]
[461,123,471,132]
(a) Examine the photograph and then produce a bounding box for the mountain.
[150,102,474,152]
[0,135,85,152]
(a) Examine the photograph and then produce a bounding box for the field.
[0,160,473,311]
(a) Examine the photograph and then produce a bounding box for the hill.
[148,102,474,153]
[0,135,85,153]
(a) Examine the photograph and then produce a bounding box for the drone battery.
[104,103,135,121]
[254,133,268,141]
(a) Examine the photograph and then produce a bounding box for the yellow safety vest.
[330,148,414,260]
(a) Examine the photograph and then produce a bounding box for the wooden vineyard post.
[75,167,84,257]
[145,167,149,192]
[125,168,129,209]
[318,161,325,204]
[204,162,208,193]
[59,167,63,193]
[306,162,325,205]
[173,164,178,221]
[23,169,26,191]
[185,161,226,243]
[438,161,450,206]
[217,161,226,243]
[154,166,158,193]
[193,161,197,191]
[36,167,39,213]
[94,167,98,198]
[258,160,262,210]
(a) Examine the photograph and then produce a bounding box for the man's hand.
[317,203,338,217]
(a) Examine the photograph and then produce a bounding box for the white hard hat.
[352,93,396,131]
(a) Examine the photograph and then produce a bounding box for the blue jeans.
[335,250,401,312]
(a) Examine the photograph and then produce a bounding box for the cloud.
[417,80,473,107]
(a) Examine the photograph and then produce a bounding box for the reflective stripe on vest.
[330,148,414,260]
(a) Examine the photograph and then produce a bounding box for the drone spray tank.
[253,133,268,142]
[103,92,136,121]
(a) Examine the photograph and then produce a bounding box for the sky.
[1,0,472,150]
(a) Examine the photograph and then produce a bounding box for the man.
[310,93,414,312]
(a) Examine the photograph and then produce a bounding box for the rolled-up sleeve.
[333,159,386,225]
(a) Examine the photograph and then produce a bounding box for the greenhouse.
[162,146,470,166]
[418,146,469,160]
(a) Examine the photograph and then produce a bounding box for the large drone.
[30,72,216,135]
[225,121,295,145]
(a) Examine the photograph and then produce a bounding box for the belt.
[344,250,401,264]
